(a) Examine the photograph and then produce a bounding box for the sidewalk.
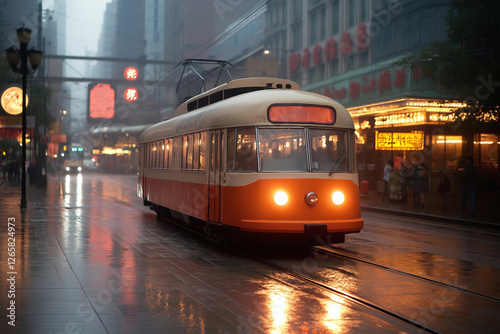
[360,189,500,230]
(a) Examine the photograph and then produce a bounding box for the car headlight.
[332,191,345,205]
[65,167,70,172]
[77,166,82,172]
[274,191,288,206]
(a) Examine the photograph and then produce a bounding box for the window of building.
[320,9,326,40]
[310,12,318,44]
[293,0,302,19]
[478,133,499,170]
[332,0,340,35]
[361,0,369,22]
[292,25,302,51]
[349,0,357,27]
[432,135,463,170]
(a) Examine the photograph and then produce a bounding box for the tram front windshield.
[227,127,350,172]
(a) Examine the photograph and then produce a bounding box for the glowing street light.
[5,27,43,209]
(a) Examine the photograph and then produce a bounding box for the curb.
[361,205,500,231]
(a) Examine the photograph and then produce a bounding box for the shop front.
[303,59,500,195]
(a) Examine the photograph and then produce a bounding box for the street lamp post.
[5,27,43,209]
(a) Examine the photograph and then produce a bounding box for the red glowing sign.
[124,66,138,81]
[89,83,115,119]
[124,87,138,102]
[268,105,335,124]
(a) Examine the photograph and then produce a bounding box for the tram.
[138,74,363,245]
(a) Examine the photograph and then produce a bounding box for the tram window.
[182,135,194,170]
[164,139,169,169]
[193,133,200,170]
[211,133,215,172]
[151,144,157,168]
[199,132,206,170]
[227,130,236,170]
[156,142,160,168]
[310,129,348,172]
[258,128,307,172]
[165,139,172,169]
[173,137,182,170]
[187,134,194,169]
[159,141,165,169]
[229,128,257,172]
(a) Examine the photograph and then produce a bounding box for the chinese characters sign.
[124,66,138,81]
[375,131,424,151]
[124,87,139,102]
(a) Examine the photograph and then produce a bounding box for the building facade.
[263,0,498,191]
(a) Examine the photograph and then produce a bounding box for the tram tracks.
[313,245,500,303]
[258,258,441,334]
[154,213,499,333]
[254,245,500,334]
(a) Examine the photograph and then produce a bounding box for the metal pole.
[20,42,28,208]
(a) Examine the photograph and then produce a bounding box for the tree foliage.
[397,0,500,128]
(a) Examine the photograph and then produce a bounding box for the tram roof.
[140,78,354,143]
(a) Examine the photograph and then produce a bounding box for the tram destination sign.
[375,131,424,151]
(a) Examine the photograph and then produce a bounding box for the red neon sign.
[124,66,138,81]
[124,87,138,102]
[89,83,115,119]
[268,105,335,124]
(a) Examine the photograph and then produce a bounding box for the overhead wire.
[158,0,271,84]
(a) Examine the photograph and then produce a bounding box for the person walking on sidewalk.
[383,160,394,202]
[437,171,451,209]
[413,163,428,208]
[461,157,478,216]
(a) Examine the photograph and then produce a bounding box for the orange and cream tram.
[138,77,363,245]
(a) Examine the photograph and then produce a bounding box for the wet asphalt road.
[0,173,499,333]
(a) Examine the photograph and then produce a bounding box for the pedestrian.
[383,160,394,202]
[1,159,7,181]
[413,163,427,208]
[461,157,477,216]
[399,162,412,203]
[437,171,451,209]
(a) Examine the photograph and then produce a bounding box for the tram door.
[208,130,222,222]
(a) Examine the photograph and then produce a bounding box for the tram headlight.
[65,167,70,172]
[305,192,318,206]
[332,191,345,205]
[77,166,82,172]
[274,191,288,206]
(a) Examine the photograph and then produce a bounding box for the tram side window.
[258,128,307,172]
[310,129,348,172]
[165,139,172,169]
[182,134,194,170]
[172,137,182,170]
[199,132,206,170]
[193,133,200,170]
[228,128,257,172]
[159,141,165,169]
[150,144,157,168]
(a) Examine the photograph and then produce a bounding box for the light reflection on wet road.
[1,173,499,333]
